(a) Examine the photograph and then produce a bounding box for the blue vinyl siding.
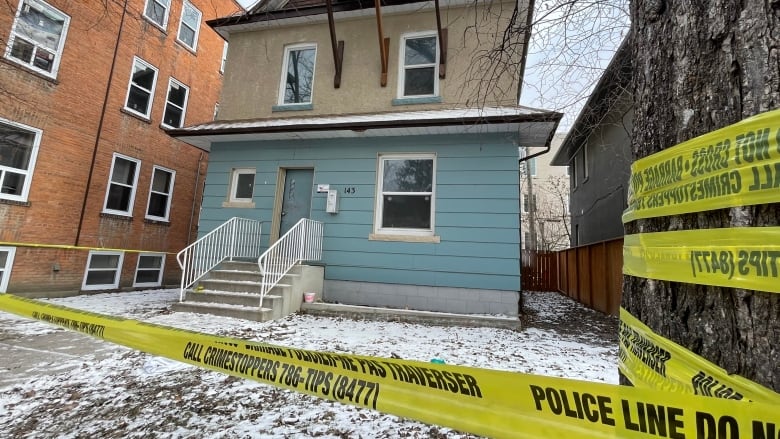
[199,133,521,291]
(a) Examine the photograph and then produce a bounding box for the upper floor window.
[279,44,316,106]
[526,157,537,176]
[220,41,228,73]
[398,33,438,98]
[103,153,140,216]
[177,2,201,51]
[146,166,175,221]
[124,57,158,119]
[144,0,171,30]
[5,0,70,78]
[374,154,436,236]
[162,78,189,128]
[0,118,41,202]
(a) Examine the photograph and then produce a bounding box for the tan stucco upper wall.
[219,0,521,120]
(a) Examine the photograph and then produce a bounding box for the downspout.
[74,0,129,246]
[187,152,205,244]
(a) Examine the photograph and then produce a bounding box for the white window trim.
[161,77,189,129]
[0,246,17,293]
[103,153,141,216]
[0,117,41,203]
[176,1,202,52]
[142,0,171,31]
[145,165,175,221]
[82,251,124,291]
[277,43,317,106]
[397,31,439,99]
[124,56,158,119]
[220,41,228,74]
[133,253,165,287]
[5,0,71,79]
[229,168,255,203]
[373,153,436,237]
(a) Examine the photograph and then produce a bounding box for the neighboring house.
[0,0,239,296]
[551,40,632,247]
[520,134,570,251]
[170,0,561,316]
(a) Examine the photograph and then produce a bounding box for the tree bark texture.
[625,0,780,390]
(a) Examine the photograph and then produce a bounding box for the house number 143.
[343,187,356,194]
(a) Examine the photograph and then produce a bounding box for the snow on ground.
[0,290,618,438]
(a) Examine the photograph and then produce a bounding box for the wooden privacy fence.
[522,238,624,316]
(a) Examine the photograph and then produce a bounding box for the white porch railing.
[176,217,263,301]
[258,218,324,307]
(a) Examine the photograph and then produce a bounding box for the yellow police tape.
[0,241,175,254]
[1,294,778,439]
[619,307,780,405]
[623,227,780,294]
[622,109,780,223]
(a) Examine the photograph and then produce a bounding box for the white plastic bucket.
[303,292,316,303]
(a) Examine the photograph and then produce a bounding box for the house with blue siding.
[169,0,561,319]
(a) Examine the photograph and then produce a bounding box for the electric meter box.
[326,189,339,213]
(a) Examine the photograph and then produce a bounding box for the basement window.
[5,0,70,79]
[176,2,201,51]
[83,251,124,290]
[0,247,16,293]
[133,253,164,287]
[145,166,175,221]
[124,57,158,119]
[103,153,140,216]
[0,117,41,203]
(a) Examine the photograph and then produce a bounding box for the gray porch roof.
[167,106,562,151]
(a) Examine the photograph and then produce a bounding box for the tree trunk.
[625,0,780,391]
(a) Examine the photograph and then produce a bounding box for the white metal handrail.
[176,217,263,301]
[258,218,324,307]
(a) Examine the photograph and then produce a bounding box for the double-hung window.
[103,153,140,216]
[5,0,70,78]
[0,247,16,293]
[176,2,201,51]
[83,251,123,290]
[162,78,189,128]
[279,44,317,106]
[143,0,170,30]
[124,57,158,119]
[146,166,175,221]
[374,154,435,236]
[0,118,41,202]
[134,253,165,287]
[398,33,439,98]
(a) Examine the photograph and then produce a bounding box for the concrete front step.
[184,290,282,309]
[209,269,262,282]
[197,279,292,294]
[171,302,274,322]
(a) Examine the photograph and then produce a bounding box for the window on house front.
[523,193,536,213]
[583,146,589,180]
[124,57,158,119]
[571,156,578,188]
[527,158,537,176]
[0,247,16,293]
[229,168,255,202]
[220,41,228,73]
[279,44,316,105]
[143,0,171,29]
[6,0,70,78]
[83,251,124,290]
[146,166,175,221]
[162,78,189,128]
[399,33,438,98]
[103,154,140,216]
[176,1,201,51]
[134,253,164,287]
[0,118,41,202]
[375,154,435,235]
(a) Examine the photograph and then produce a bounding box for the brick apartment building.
[0,0,240,296]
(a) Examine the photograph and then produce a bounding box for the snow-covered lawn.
[0,290,618,438]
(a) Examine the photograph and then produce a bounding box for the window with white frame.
[124,57,158,118]
[398,32,438,98]
[279,44,316,105]
[83,251,124,290]
[134,253,164,287]
[0,118,41,202]
[103,154,140,216]
[176,1,201,51]
[229,168,255,202]
[0,247,16,293]
[6,0,70,78]
[375,154,435,235]
[143,0,171,30]
[162,78,189,128]
[146,166,175,221]
[220,41,228,73]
